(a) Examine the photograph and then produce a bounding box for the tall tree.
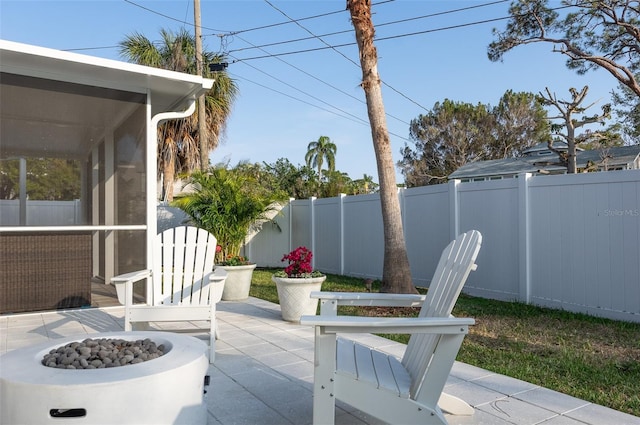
[399,92,549,187]
[263,158,320,199]
[352,174,378,194]
[538,86,612,173]
[488,0,640,96]
[119,28,237,201]
[492,90,551,157]
[611,74,640,144]
[401,100,493,187]
[305,135,337,182]
[347,0,415,294]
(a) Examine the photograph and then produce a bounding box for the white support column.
[339,193,346,275]
[310,196,317,270]
[146,92,157,287]
[518,173,532,303]
[92,147,100,278]
[78,159,87,224]
[399,186,406,234]
[19,157,26,225]
[449,179,460,238]
[104,131,115,284]
[288,198,294,254]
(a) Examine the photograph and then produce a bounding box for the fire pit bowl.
[0,331,209,424]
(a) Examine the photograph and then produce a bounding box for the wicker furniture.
[0,232,92,314]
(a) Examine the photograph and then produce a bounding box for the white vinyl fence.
[0,200,82,225]
[246,170,640,323]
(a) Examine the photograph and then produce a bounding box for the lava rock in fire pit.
[42,338,166,369]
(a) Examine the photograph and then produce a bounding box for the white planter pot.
[216,263,257,301]
[272,275,326,322]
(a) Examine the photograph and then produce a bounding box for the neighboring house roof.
[449,144,640,180]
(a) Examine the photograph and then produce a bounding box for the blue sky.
[0,0,619,183]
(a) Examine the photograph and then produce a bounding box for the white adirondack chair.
[300,230,482,425]
[111,226,227,363]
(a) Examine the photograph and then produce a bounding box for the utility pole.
[194,0,208,171]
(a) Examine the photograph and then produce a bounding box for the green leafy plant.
[219,254,251,266]
[172,166,286,263]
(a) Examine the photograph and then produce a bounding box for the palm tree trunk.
[162,138,176,202]
[347,0,415,294]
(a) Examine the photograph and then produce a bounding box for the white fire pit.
[0,331,209,424]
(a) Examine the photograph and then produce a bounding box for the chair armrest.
[208,268,227,303]
[311,291,426,315]
[111,269,151,284]
[111,270,151,305]
[300,315,474,335]
[209,267,228,283]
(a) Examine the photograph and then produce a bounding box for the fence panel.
[457,179,521,301]
[402,184,451,286]
[528,172,640,321]
[313,197,342,275]
[342,194,384,279]
[0,200,80,225]
[243,203,291,268]
[245,170,640,322]
[290,199,312,252]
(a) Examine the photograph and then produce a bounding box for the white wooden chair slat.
[336,338,357,379]
[353,341,378,388]
[187,227,209,306]
[370,348,402,396]
[171,226,187,305]
[389,355,411,398]
[180,227,199,306]
[300,230,482,425]
[111,226,227,363]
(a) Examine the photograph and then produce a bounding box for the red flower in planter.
[281,246,315,277]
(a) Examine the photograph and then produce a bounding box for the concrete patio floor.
[1,296,639,425]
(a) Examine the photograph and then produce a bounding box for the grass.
[250,268,640,416]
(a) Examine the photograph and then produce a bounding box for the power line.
[262,0,428,113]
[232,14,506,62]
[210,0,396,37]
[230,3,575,62]
[229,53,369,126]
[123,0,227,33]
[228,0,509,54]
[230,30,409,126]
[228,71,410,142]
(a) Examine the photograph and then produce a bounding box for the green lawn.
[250,268,640,417]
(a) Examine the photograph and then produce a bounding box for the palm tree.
[305,136,337,182]
[119,28,238,201]
[172,166,285,261]
[353,174,377,194]
[347,0,415,294]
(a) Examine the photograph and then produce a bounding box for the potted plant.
[216,252,256,301]
[173,166,286,300]
[272,246,326,322]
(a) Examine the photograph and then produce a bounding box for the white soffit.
[0,39,214,113]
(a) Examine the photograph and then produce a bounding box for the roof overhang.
[0,40,214,159]
[0,40,213,114]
